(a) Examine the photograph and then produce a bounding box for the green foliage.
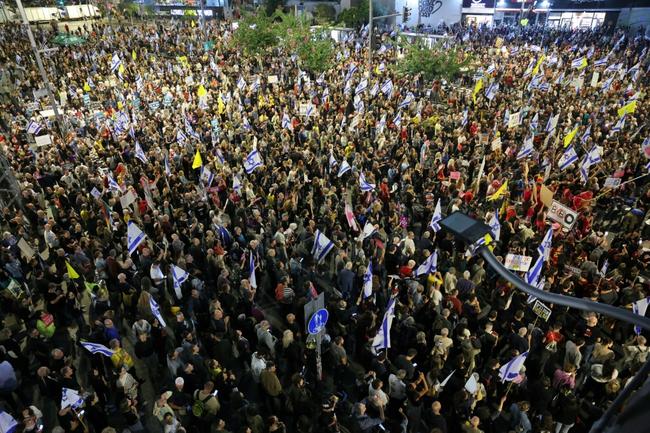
[230,12,279,58]
[118,1,140,17]
[396,40,474,82]
[297,35,335,73]
[264,0,285,16]
[313,4,336,24]
[336,0,368,27]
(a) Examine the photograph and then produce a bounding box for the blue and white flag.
[80,341,114,357]
[370,82,379,97]
[107,175,122,193]
[378,62,386,72]
[632,297,650,335]
[545,113,559,133]
[571,57,586,68]
[558,146,578,170]
[363,261,373,298]
[237,76,246,91]
[171,265,189,298]
[594,57,608,67]
[499,351,529,382]
[176,129,188,143]
[517,135,534,160]
[164,155,172,176]
[372,297,396,351]
[526,254,544,287]
[322,87,330,101]
[461,109,468,127]
[312,230,334,263]
[242,116,252,131]
[243,149,263,174]
[485,82,499,101]
[200,166,215,187]
[338,160,352,177]
[503,108,510,126]
[486,63,496,74]
[359,172,376,192]
[232,175,242,194]
[110,53,121,73]
[134,141,148,163]
[393,112,402,127]
[488,212,501,241]
[249,253,257,289]
[599,259,609,277]
[398,92,415,109]
[345,63,358,81]
[581,125,591,144]
[26,120,42,134]
[306,104,315,117]
[61,388,84,409]
[586,46,595,59]
[135,74,144,91]
[282,113,292,130]
[0,411,17,433]
[642,136,650,159]
[430,199,442,232]
[185,118,200,140]
[601,76,614,93]
[529,113,539,131]
[611,114,625,133]
[537,228,553,261]
[377,114,387,134]
[149,295,166,328]
[329,153,337,171]
[355,78,368,96]
[416,250,438,277]
[381,79,393,97]
[127,221,146,255]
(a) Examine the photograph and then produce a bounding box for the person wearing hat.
[153,391,175,423]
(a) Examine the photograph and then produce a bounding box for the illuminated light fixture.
[540,0,550,7]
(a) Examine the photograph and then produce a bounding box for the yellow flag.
[117,100,123,110]
[563,125,579,147]
[577,58,588,70]
[483,233,495,252]
[532,55,545,76]
[197,85,207,98]
[66,261,80,279]
[520,18,529,26]
[472,78,484,104]
[118,63,125,75]
[178,56,189,67]
[83,82,91,92]
[192,150,202,169]
[617,100,637,117]
[488,181,508,201]
[191,20,196,28]
[131,49,137,61]
[217,95,225,114]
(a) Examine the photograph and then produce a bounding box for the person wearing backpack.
[192,381,220,429]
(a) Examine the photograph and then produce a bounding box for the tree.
[229,12,279,58]
[313,4,336,24]
[264,0,285,16]
[396,39,474,82]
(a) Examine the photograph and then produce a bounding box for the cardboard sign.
[590,72,600,88]
[532,300,552,321]
[17,238,35,260]
[505,254,533,272]
[35,135,52,147]
[491,137,502,152]
[450,171,461,180]
[540,185,554,207]
[267,75,279,84]
[119,190,137,209]
[604,177,621,188]
[547,200,578,229]
[508,111,521,128]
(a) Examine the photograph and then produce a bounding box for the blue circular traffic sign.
[307,308,329,335]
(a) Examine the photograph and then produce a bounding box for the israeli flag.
[581,125,591,144]
[430,199,442,232]
[249,253,257,289]
[526,254,544,287]
[600,259,609,277]
[344,80,352,95]
[232,175,242,194]
[250,77,261,93]
[316,73,325,85]
[416,250,438,277]
[127,221,146,255]
[107,175,122,193]
[381,79,393,97]
[461,109,468,127]
[558,146,578,170]
[61,388,84,409]
[600,76,614,92]
[503,109,510,126]
[282,113,292,130]
[554,72,565,85]
[322,87,330,101]
[486,63,496,74]
[134,141,148,164]
[355,78,368,96]
[361,222,377,240]
[185,118,200,140]
[329,153,337,170]
[642,136,650,159]
[164,155,172,176]
[538,228,553,261]
[338,160,352,177]
[135,74,144,91]
[370,82,379,97]
[377,44,387,54]
[594,57,608,67]
[545,113,559,133]
[632,297,650,335]
[517,135,534,160]
[485,82,499,101]
[110,53,121,73]
[372,297,396,351]
[345,63,358,81]
[579,157,591,184]
[306,104,315,117]
[529,112,539,131]
[586,46,595,59]
[27,120,42,134]
[237,76,246,91]
[378,62,386,72]
[571,57,586,68]
[611,114,625,133]
[377,114,387,134]
[393,112,402,127]
[80,341,114,357]
[176,129,188,143]
[243,149,263,174]
[363,262,373,298]
[398,92,415,109]
[312,230,334,263]
[200,166,214,187]
[242,116,252,131]
[0,411,17,433]
[359,172,376,192]
[488,212,501,241]
[171,265,189,299]
[499,351,529,382]
[149,296,166,328]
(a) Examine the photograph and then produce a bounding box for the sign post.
[304,292,325,380]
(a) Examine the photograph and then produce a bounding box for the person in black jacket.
[552,387,579,433]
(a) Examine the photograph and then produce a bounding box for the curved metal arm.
[477,247,650,331]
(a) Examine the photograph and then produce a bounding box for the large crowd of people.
[0,14,648,433]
